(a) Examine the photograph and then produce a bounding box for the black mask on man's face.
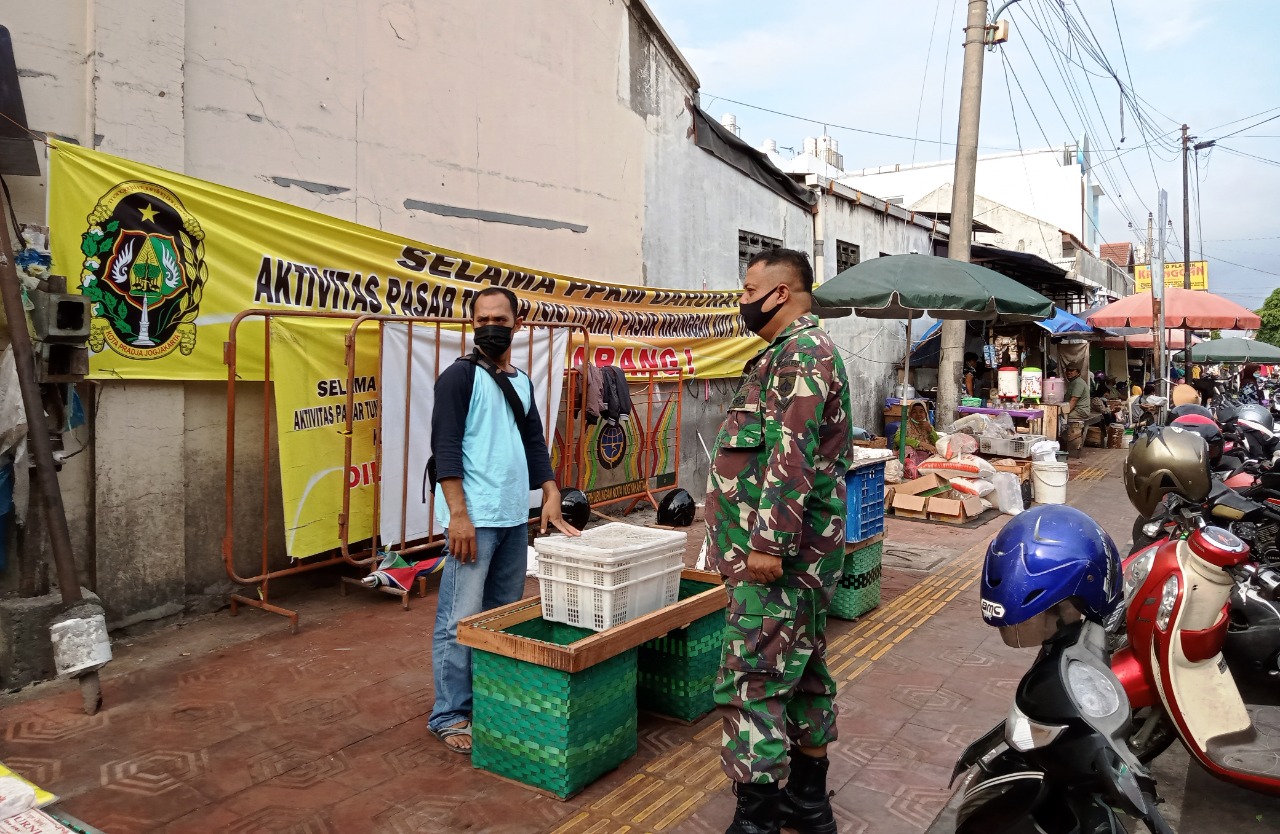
[740,285,784,335]
[474,324,514,358]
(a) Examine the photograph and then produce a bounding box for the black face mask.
[740,286,783,335]
[474,324,514,359]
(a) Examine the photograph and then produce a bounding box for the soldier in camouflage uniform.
[707,248,852,834]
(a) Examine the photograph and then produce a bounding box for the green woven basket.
[471,618,638,798]
[637,580,725,722]
[830,541,882,620]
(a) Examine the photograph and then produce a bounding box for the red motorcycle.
[1114,427,1280,794]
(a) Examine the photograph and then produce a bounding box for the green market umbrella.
[813,254,1054,461]
[1183,337,1280,364]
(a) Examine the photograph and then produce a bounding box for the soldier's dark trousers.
[714,582,839,783]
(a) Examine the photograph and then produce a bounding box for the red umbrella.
[1087,287,1261,329]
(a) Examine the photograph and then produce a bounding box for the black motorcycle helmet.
[1170,414,1225,466]
[559,488,591,530]
[657,488,697,527]
[1166,403,1216,425]
[1235,403,1275,432]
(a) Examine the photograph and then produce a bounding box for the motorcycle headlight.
[1066,660,1121,718]
[1155,574,1180,631]
[1004,701,1067,752]
[1123,550,1156,606]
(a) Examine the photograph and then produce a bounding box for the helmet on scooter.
[980,505,1122,629]
[1167,403,1215,424]
[656,488,696,527]
[1170,414,1224,466]
[1124,426,1212,517]
[559,488,591,530]
[1234,403,1274,432]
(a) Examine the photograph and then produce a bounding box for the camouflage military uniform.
[706,314,853,784]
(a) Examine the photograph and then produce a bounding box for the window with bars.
[738,230,783,280]
[835,240,860,274]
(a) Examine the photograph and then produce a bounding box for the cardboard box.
[927,491,985,524]
[890,473,950,518]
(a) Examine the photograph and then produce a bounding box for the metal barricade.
[221,309,590,630]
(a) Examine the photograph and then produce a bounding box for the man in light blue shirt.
[427,286,579,753]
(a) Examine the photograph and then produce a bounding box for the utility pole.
[938,0,991,429]
[1147,211,1159,392]
[1181,124,1191,376]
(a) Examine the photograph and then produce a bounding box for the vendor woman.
[893,401,939,479]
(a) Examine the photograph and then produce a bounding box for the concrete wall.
[805,179,939,432]
[5,1,809,623]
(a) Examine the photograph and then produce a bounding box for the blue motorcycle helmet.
[981,506,1122,640]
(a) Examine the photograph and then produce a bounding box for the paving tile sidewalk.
[1,449,1122,833]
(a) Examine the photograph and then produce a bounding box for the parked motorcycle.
[952,506,1174,834]
[1114,427,1280,794]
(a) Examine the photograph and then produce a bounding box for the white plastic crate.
[533,522,687,564]
[534,523,688,631]
[540,561,684,632]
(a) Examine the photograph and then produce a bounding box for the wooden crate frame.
[458,568,727,673]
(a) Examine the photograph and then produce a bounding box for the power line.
[1216,145,1280,169]
[911,0,946,165]
[1212,112,1280,142]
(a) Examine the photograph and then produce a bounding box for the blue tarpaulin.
[910,307,1097,365]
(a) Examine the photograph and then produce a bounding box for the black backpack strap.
[470,351,527,423]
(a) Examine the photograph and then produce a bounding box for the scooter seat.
[1206,704,1280,778]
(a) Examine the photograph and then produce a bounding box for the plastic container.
[1031,461,1069,504]
[1043,377,1065,405]
[960,397,982,407]
[845,462,886,542]
[1020,367,1042,401]
[991,471,1024,515]
[535,523,687,631]
[830,541,882,620]
[997,367,1020,400]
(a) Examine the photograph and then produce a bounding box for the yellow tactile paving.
[543,545,988,834]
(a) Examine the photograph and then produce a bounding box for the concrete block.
[0,588,100,691]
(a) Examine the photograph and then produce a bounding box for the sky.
[645,0,1280,310]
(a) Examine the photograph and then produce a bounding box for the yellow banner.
[268,318,379,559]
[1134,261,1209,292]
[48,140,759,380]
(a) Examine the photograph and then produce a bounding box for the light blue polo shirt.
[433,369,533,529]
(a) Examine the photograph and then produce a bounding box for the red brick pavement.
[0,448,1130,833]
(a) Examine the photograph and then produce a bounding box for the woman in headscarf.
[893,401,939,479]
[1239,364,1263,404]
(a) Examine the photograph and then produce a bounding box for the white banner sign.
[379,324,569,546]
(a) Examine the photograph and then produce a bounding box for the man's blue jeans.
[429,523,529,733]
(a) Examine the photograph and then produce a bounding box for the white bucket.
[1031,461,1069,505]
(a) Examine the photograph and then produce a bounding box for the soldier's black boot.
[725,781,782,834]
[778,748,837,834]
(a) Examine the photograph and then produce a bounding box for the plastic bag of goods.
[885,458,905,484]
[981,412,1017,439]
[936,432,979,460]
[1030,439,1060,461]
[950,413,991,436]
[991,471,1024,515]
[950,476,994,497]
[919,454,997,481]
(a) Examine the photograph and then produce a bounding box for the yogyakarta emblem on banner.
[78,181,207,360]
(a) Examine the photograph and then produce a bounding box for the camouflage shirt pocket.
[719,406,764,450]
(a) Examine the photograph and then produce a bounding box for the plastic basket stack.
[637,579,726,722]
[845,462,886,542]
[979,434,1047,459]
[472,619,637,799]
[535,523,687,631]
[830,541,882,620]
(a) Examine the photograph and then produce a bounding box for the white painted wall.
[4,0,811,623]
[842,145,1096,252]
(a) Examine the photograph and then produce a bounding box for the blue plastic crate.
[846,462,886,543]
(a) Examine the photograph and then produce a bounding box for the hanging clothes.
[575,360,605,425]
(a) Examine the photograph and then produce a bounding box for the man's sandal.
[430,720,472,754]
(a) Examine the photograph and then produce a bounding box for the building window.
[835,240,860,274]
[738,230,783,280]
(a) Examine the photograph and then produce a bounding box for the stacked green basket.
[471,619,638,799]
[830,541,882,620]
[638,601,726,722]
